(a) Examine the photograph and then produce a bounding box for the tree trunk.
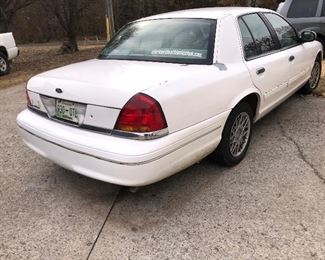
[0,7,9,33]
[59,23,79,54]
[57,0,79,54]
[67,0,79,52]
[67,32,79,52]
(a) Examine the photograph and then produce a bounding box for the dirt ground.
[0,44,325,97]
[0,44,104,89]
[316,63,325,97]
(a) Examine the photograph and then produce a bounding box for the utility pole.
[105,0,115,41]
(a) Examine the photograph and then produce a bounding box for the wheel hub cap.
[309,62,320,89]
[0,57,7,72]
[230,112,251,157]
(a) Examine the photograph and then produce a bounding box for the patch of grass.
[0,44,104,89]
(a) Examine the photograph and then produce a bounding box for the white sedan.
[17,7,322,186]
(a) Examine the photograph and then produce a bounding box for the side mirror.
[301,31,316,43]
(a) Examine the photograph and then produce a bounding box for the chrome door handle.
[256,67,266,75]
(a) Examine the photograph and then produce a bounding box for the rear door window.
[238,18,258,59]
[264,13,298,49]
[241,14,276,56]
[288,0,319,18]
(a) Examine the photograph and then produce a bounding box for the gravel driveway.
[0,84,324,260]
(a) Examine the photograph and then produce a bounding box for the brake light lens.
[115,93,167,133]
[26,84,32,107]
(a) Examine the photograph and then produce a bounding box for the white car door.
[262,13,311,92]
[238,13,293,114]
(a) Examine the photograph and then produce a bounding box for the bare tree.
[3,0,279,44]
[0,0,37,32]
[43,0,91,53]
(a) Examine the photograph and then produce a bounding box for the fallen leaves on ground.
[0,44,104,89]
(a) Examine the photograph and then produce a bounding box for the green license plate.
[55,100,79,123]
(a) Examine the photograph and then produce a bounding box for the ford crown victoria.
[17,7,322,186]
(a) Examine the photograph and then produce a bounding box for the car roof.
[139,7,274,21]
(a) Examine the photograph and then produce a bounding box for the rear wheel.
[211,102,253,166]
[0,52,10,76]
[300,58,321,95]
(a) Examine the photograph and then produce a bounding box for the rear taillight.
[26,84,31,107]
[115,93,168,133]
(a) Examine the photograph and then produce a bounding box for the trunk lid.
[28,59,193,108]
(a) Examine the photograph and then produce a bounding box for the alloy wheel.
[0,57,7,72]
[229,112,251,157]
[309,61,321,90]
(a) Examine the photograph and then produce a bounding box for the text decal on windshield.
[151,49,205,59]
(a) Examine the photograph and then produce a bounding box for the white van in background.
[277,2,285,13]
[0,33,19,76]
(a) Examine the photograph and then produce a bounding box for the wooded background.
[0,0,280,47]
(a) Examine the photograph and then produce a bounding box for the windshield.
[99,19,217,65]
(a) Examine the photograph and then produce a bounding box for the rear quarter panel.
[144,63,256,134]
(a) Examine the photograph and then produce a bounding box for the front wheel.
[300,58,321,95]
[210,102,253,166]
[0,52,10,76]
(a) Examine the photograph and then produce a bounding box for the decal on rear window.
[151,49,206,59]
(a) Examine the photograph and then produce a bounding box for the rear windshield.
[99,19,217,65]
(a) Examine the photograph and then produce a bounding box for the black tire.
[300,58,322,95]
[210,102,253,166]
[0,52,10,76]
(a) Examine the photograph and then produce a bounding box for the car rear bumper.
[17,109,229,186]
